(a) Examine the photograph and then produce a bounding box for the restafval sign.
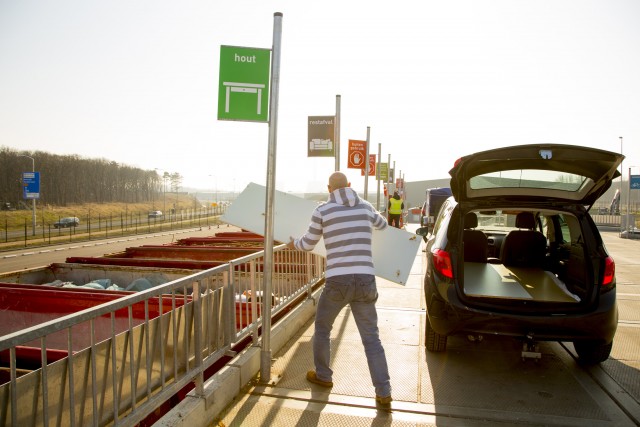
[308,116,335,157]
[217,45,271,122]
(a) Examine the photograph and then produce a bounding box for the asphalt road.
[0,224,239,273]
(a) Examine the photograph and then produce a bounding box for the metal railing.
[0,245,325,426]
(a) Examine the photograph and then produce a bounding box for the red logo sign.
[360,154,376,176]
[347,140,367,169]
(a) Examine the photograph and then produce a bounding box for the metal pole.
[364,126,370,200]
[387,153,391,214]
[30,163,36,236]
[376,143,381,210]
[628,167,632,233]
[18,155,36,236]
[260,11,283,384]
[335,95,341,171]
[391,160,398,190]
[620,136,623,235]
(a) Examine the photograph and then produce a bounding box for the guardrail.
[0,245,325,426]
[591,214,622,227]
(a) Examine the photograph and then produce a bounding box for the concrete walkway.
[160,226,640,427]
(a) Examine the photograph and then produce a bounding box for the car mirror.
[415,227,429,238]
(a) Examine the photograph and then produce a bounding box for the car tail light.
[602,256,615,286]
[432,249,453,279]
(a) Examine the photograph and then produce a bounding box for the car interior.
[460,208,592,306]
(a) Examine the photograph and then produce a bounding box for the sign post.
[628,170,639,234]
[376,143,381,211]
[260,12,283,385]
[217,13,281,384]
[364,127,370,200]
[335,95,341,171]
[19,155,38,236]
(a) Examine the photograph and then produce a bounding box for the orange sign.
[360,154,376,176]
[347,140,367,169]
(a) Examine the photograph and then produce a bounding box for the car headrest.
[515,212,535,229]
[464,212,478,229]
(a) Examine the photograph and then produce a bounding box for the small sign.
[22,172,40,199]
[347,140,367,169]
[218,45,271,122]
[378,162,388,181]
[308,116,335,157]
[630,175,640,190]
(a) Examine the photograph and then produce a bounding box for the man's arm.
[288,209,323,251]
[372,208,388,231]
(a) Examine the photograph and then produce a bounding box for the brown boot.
[306,371,333,387]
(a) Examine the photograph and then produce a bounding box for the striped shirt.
[293,187,387,278]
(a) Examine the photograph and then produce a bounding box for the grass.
[2,194,204,229]
[0,194,228,251]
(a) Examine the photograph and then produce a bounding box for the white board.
[221,183,420,285]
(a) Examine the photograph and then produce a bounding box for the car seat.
[463,212,488,262]
[500,212,547,268]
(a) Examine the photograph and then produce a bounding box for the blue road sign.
[22,172,40,199]
[630,175,640,190]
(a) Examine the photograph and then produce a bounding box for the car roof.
[426,187,452,196]
[449,144,623,206]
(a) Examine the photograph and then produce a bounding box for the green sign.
[218,45,271,122]
[377,163,388,181]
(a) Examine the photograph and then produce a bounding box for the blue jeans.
[313,274,391,397]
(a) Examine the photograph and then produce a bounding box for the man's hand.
[286,237,296,250]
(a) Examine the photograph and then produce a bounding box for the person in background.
[286,171,393,406]
[388,191,404,228]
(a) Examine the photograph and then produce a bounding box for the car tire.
[573,340,612,365]
[425,315,447,352]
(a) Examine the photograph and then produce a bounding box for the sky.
[1,0,639,195]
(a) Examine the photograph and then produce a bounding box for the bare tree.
[0,146,160,206]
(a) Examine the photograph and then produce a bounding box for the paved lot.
[214,228,640,426]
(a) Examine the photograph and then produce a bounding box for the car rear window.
[469,169,592,192]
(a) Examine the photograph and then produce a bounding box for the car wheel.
[425,315,447,352]
[573,340,612,365]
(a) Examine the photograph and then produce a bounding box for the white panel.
[222,183,420,285]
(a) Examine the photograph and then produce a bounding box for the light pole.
[157,170,169,214]
[18,155,37,236]
[208,174,218,203]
